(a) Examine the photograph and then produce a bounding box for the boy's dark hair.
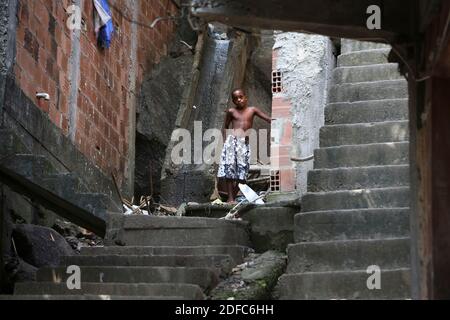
[232,88,245,96]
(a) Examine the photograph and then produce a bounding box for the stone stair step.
[0,154,57,178]
[61,254,235,277]
[36,266,219,292]
[320,121,409,147]
[81,245,253,265]
[337,49,391,67]
[329,80,408,103]
[276,268,410,300]
[0,295,186,300]
[41,173,81,197]
[307,165,410,192]
[302,187,410,212]
[333,64,403,84]
[294,208,410,242]
[240,206,297,253]
[69,193,110,219]
[0,129,28,155]
[325,99,408,125]
[286,238,410,273]
[341,39,391,54]
[116,216,251,247]
[314,142,409,169]
[14,282,205,299]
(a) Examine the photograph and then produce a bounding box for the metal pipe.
[291,155,315,162]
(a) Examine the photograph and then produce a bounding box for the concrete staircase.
[0,128,119,236]
[3,215,252,300]
[0,128,255,299]
[276,40,411,299]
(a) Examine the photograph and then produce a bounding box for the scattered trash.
[239,184,265,205]
[176,203,187,217]
[235,196,247,204]
[221,186,267,220]
[159,205,177,215]
[122,195,177,216]
[211,198,225,205]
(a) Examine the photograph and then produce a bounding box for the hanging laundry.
[93,0,114,49]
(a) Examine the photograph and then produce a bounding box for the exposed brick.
[13,0,178,180]
[280,168,296,192]
[18,0,29,24]
[272,106,290,118]
[24,29,40,62]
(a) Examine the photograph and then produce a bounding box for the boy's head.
[232,89,248,109]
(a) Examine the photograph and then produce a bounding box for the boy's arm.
[223,109,232,141]
[254,107,272,124]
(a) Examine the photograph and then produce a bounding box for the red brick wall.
[14,0,178,187]
[270,49,295,192]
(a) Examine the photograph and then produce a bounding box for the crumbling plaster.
[273,32,336,194]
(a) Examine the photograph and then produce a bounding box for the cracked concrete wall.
[273,32,335,195]
[0,0,17,124]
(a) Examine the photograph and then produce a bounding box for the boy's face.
[232,90,247,109]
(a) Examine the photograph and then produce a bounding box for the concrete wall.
[135,17,197,200]
[272,32,335,195]
[160,29,252,206]
[243,31,273,165]
[0,0,17,123]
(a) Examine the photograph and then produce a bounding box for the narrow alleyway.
[1,0,449,302]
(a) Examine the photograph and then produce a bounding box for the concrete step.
[286,238,410,273]
[0,129,28,155]
[307,165,410,192]
[276,268,410,299]
[329,80,408,103]
[0,154,57,178]
[302,187,410,212]
[341,39,391,54]
[116,216,251,247]
[36,266,219,292]
[321,121,409,147]
[0,295,186,300]
[338,49,391,67]
[61,254,235,277]
[325,99,408,125]
[81,245,253,265]
[14,282,205,299]
[41,173,81,197]
[333,64,403,84]
[314,142,409,169]
[240,206,297,253]
[294,208,410,242]
[69,193,110,219]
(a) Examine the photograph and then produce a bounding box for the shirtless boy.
[217,88,272,203]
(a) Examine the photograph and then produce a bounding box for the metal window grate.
[272,71,282,93]
[270,170,281,191]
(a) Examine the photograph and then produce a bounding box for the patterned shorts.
[217,135,251,182]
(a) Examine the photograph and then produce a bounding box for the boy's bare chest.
[231,109,254,121]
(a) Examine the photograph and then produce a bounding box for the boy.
[217,88,272,203]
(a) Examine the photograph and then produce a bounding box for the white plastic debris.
[239,184,264,205]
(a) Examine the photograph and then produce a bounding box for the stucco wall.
[273,32,335,194]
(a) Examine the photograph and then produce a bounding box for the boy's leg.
[226,179,236,203]
[233,182,240,200]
